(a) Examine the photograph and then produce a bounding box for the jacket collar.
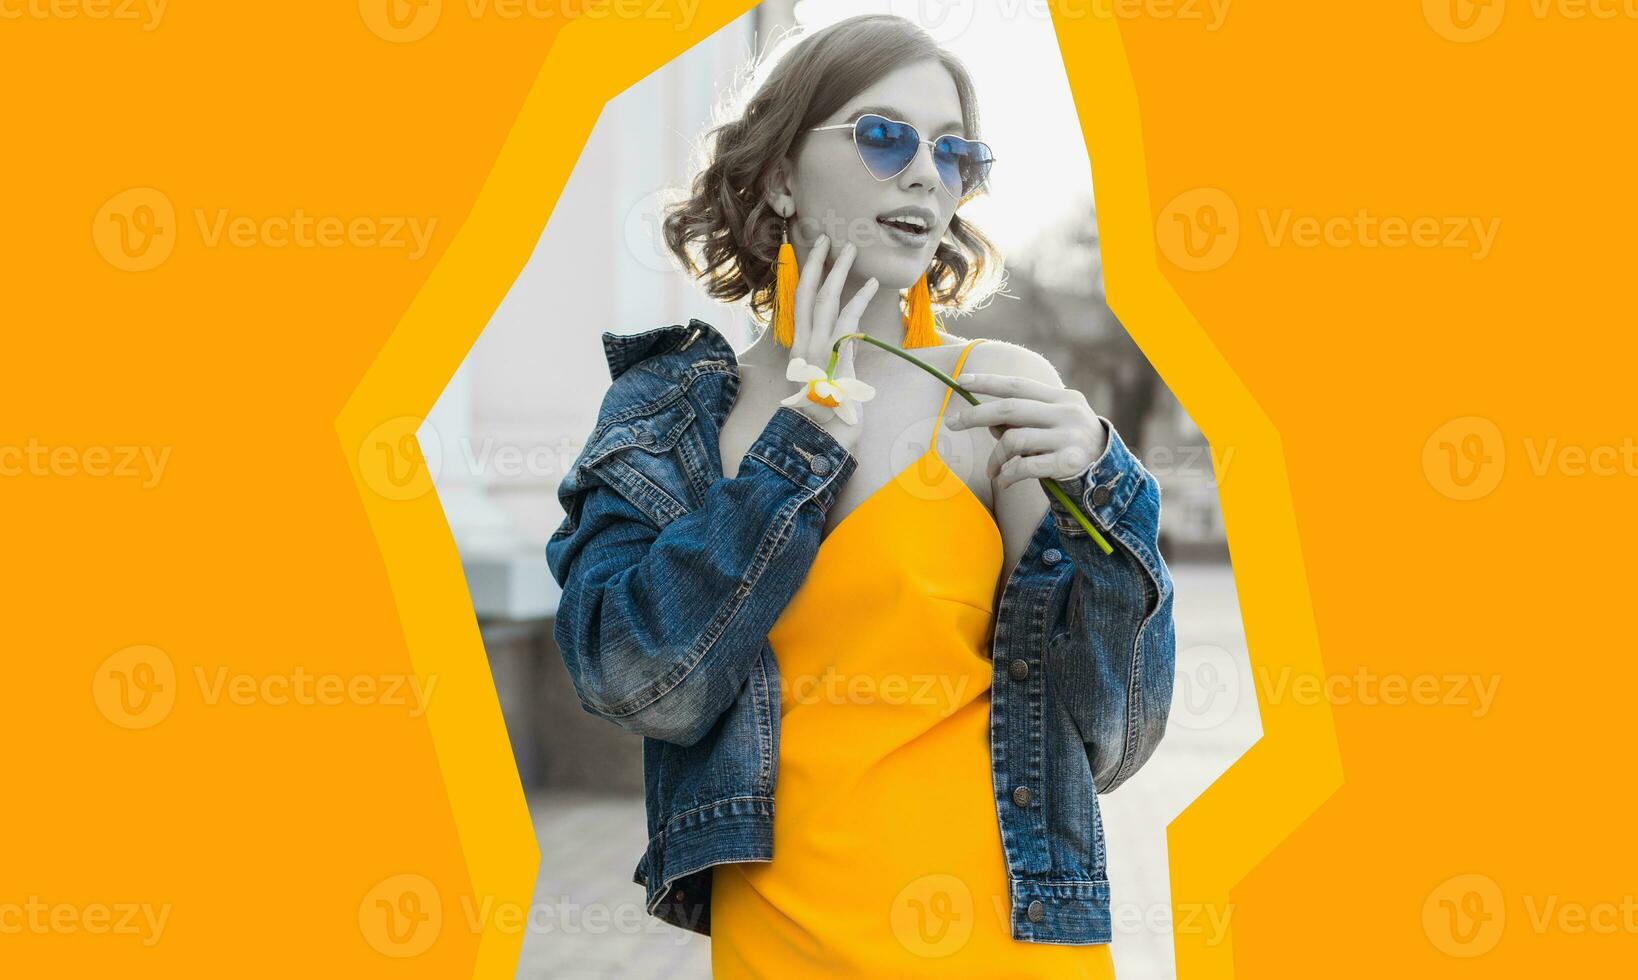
[599,318,740,383]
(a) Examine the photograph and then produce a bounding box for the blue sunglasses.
[808,113,996,200]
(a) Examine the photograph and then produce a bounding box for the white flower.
[780,357,876,425]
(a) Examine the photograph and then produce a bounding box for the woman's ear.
[762,157,795,221]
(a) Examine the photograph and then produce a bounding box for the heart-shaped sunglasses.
[808,113,996,200]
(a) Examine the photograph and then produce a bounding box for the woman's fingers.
[792,233,830,358]
[985,425,1066,480]
[953,372,1068,403]
[830,276,878,377]
[808,240,857,365]
[947,396,1066,430]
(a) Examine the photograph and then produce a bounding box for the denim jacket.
[545,318,1175,945]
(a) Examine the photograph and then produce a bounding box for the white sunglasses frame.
[807,113,996,200]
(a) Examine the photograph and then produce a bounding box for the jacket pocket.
[577,394,698,529]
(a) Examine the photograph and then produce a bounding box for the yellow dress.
[711,339,1115,978]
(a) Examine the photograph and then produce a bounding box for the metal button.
[1009,658,1029,681]
[1012,785,1031,807]
[636,429,654,445]
[675,889,686,902]
[1092,483,1113,507]
[811,456,832,475]
[1042,548,1062,564]
[1027,899,1045,922]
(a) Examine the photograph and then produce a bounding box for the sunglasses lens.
[854,115,920,181]
[935,136,994,198]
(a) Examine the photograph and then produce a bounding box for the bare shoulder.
[959,338,1065,388]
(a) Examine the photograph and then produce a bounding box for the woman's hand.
[784,233,879,452]
[944,373,1109,490]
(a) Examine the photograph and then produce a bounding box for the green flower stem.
[828,333,1115,557]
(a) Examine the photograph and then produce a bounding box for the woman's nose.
[898,141,943,194]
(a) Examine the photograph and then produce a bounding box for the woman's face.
[779,59,968,292]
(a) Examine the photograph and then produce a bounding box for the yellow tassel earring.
[901,272,938,349]
[773,215,798,348]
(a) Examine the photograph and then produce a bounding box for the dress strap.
[930,338,987,445]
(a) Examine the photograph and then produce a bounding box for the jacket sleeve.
[1044,416,1176,794]
[545,405,856,747]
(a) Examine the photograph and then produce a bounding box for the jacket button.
[675,889,686,902]
[1009,658,1029,681]
[1027,899,1045,922]
[811,456,832,475]
[1042,548,1062,564]
[1012,785,1032,807]
[1091,483,1113,507]
[636,429,654,445]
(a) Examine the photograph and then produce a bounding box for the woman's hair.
[661,13,1003,329]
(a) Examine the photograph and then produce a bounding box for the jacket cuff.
[741,406,858,514]
[1046,416,1146,537]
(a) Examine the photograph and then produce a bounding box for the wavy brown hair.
[661,13,1003,331]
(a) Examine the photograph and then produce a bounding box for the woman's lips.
[876,217,930,248]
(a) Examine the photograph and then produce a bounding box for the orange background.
[3,0,1634,975]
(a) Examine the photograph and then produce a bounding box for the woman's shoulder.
[942,335,1064,387]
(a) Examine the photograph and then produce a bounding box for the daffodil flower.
[813,333,1114,556]
[781,357,876,425]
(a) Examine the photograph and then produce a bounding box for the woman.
[547,13,1175,977]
